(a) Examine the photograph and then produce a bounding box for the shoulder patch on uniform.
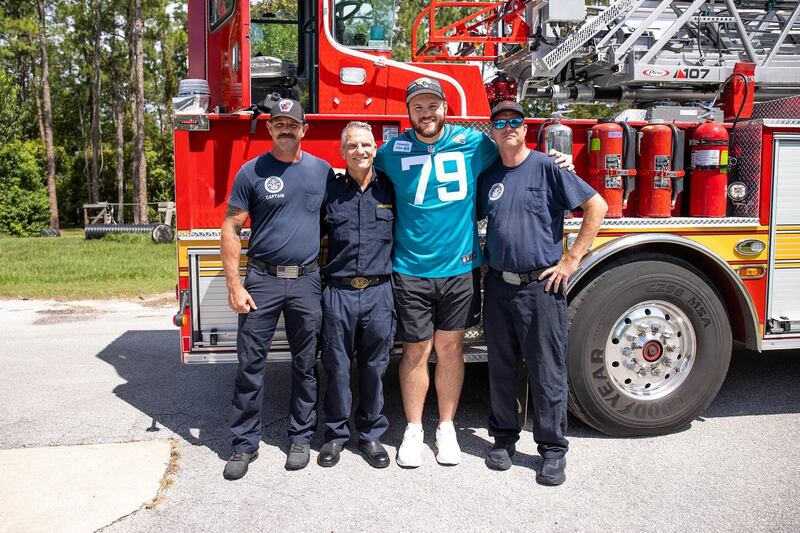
[393,140,412,153]
[453,133,466,145]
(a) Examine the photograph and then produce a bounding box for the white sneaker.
[435,421,461,465]
[396,424,424,468]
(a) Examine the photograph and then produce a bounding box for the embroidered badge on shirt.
[264,176,284,194]
[453,134,466,145]
[488,183,504,201]
[427,145,436,153]
[393,140,412,153]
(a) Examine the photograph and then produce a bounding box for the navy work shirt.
[478,151,596,273]
[322,169,395,278]
[227,152,335,265]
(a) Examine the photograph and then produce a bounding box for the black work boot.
[317,442,343,467]
[536,456,567,486]
[285,442,311,470]
[359,441,390,469]
[223,451,259,481]
[485,442,516,471]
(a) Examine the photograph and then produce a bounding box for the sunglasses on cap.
[492,117,525,129]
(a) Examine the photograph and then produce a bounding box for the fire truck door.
[207,0,251,111]
[767,135,800,334]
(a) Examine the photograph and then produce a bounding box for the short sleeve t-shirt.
[374,124,498,278]
[227,151,334,266]
[478,150,596,273]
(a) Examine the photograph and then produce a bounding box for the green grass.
[0,228,176,299]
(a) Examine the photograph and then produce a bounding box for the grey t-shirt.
[227,152,334,266]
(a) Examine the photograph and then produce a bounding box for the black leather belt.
[248,257,319,279]
[328,275,390,289]
[490,266,551,286]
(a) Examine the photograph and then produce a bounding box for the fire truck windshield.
[333,0,394,50]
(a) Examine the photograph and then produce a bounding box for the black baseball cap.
[406,77,445,104]
[490,100,525,121]
[270,98,305,123]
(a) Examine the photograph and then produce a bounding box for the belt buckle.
[276,265,300,279]
[350,277,369,289]
[501,271,522,286]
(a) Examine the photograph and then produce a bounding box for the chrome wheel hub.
[605,300,696,400]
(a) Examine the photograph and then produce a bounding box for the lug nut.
[638,368,648,377]
[661,331,673,339]
[651,367,661,376]
[637,323,649,333]
[651,323,661,333]
[622,347,632,356]
[662,357,673,367]
[623,359,639,372]
[666,343,677,352]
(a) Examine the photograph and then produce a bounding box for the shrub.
[0,140,50,236]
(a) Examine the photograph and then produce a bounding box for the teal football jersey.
[375,124,498,277]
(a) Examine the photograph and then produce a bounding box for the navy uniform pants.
[229,265,322,453]
[321,281,395,444]
[484,272,569,459]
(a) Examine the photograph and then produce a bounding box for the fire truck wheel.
[567,256,731,437]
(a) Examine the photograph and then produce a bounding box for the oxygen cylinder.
[587,119,637,218]
[637,120,685,217]
[689,118,729,217]
[538,114,573,156]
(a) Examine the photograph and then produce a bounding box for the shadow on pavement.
[96,332,800,460]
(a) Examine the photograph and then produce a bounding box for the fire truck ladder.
[500,0,800,104]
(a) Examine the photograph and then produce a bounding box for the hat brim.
[406,89,445,104]
[490,108,525,122]
[269,113,305,124]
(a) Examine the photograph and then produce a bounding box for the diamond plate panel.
[731,120,763,218]
[450,121,492,134]
[751,95,800,120]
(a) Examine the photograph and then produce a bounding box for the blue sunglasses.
[492,117,525,129]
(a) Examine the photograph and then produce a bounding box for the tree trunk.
[35,0,59,230]
[110,24,125,224]
[126,8,140,223]
[114,96,125,223]
[89,0,102,204]
[133,0,148,223]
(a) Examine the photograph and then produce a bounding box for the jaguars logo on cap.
[488,183,504,201]
[265,176,284,194]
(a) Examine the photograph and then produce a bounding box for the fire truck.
[172,0,800,436]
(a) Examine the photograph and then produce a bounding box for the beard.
[411,115,445,139]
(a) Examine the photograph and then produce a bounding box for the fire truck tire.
[151,224,174,243]
[567,255,731,437]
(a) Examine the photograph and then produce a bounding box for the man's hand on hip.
[539,254,580,293]
[228,285,257,313]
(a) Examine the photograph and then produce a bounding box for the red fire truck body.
[173,0,800,436]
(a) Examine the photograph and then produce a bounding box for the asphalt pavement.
[0,298,799,532]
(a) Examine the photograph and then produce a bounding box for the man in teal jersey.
[374,77,492,467]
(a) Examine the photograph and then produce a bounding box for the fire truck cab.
[174,0,800,437]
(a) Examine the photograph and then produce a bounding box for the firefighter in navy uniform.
[478,101,607,485]
[221,99,335,480]
[317,121,396,469]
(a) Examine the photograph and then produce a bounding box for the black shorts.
[392,269,481,343]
